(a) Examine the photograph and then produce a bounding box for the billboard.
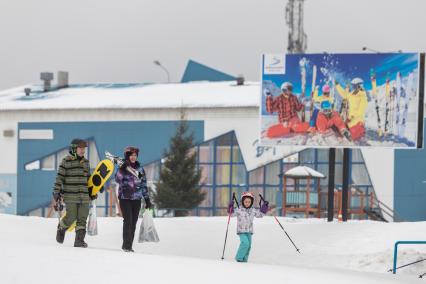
[260,53,424,148]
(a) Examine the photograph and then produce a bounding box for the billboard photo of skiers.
[260,53,424,148]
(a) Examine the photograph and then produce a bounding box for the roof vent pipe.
[236,75,245,86]
[57,71,69,88]
[40,72,54,92]
[24,88,31,96]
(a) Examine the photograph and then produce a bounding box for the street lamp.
[153,60,170,83]
[362,47,402,53]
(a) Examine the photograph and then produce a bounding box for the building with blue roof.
[0,61,424,221]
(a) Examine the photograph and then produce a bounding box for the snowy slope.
[0,215,425,283]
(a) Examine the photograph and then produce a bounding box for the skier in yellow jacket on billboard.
[335,78,368,140]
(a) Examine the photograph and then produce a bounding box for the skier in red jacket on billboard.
[265,82,309,138]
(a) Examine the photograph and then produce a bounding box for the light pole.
[153,60,170,83]
[362,47,402,53]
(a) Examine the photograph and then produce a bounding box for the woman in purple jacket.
[115,146,152,252]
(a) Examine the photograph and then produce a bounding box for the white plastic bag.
[87,201,98,236]
[138,210,160,243]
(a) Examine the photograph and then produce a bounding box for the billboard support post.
[417,53,425,149]
[327,148,336,222]
[342,148,350,222]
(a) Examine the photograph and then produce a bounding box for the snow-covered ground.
[1,214,425,283]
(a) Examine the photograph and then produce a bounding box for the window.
[25,152,59,171]
[41,154,55,170]
[231,164,246,185]
[351,164,371,185]
[232,146,244,163]
[265,161,280,185]
[283,152,299,163]
[215,186,230,207]
[249,167,264,185]
[199,165,214,185]
[335,149,344,163]
[351,149,364,163]
[316,164,329,186]
[300,149,315,163]
[198,141,214,163]
[199,187,213,207]
[335,164,343,185]
[216,146,231,163]
[216,133,232,163]
[317,149,329,162]
[215,165,230,185]
[25,160,40,171]
[216,133,232,146]
[19,129,53,140]
[264,187,280,210]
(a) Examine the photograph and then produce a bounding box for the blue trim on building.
[181,60,236,83]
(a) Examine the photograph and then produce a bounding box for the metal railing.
[392,241,426,274]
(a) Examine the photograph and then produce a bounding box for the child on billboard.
[265,82,309,138]
[314,84,351,140]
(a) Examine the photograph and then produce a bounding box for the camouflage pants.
[60,202,90,231]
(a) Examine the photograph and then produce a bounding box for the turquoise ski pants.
[235,233,252,262]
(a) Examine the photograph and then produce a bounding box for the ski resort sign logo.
[263,54,286,75]
[260,52,424,149]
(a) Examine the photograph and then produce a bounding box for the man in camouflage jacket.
[53,138,97,248]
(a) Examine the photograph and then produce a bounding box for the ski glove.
[138,171,146,179]
[260,201,269,214]
[144,197,152,209]
[120,160,130,170]
[227,201,234,214]
[90,194,98,201]
[53,192,62,202]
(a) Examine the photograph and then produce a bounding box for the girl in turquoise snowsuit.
[228,192,269,262]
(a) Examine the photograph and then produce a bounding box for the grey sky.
[0,0,425,90]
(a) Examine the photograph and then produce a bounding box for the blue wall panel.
[394,118,426,221]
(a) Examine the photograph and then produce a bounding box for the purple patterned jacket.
[115,161,149,200]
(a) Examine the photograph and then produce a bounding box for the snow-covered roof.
[284,166,325,179]
[0,81,259,111]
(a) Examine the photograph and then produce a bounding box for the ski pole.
[221,192,237,260]
[419,272,426,278]
[273,216,301,254]
[388,258,426,272]
[259,194,301,254]
[233,193,240,209]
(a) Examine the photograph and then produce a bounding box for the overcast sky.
[0,0,425,90]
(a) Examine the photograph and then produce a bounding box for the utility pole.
[285,0,307,54]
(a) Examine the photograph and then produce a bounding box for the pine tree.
[153,115,204,217]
